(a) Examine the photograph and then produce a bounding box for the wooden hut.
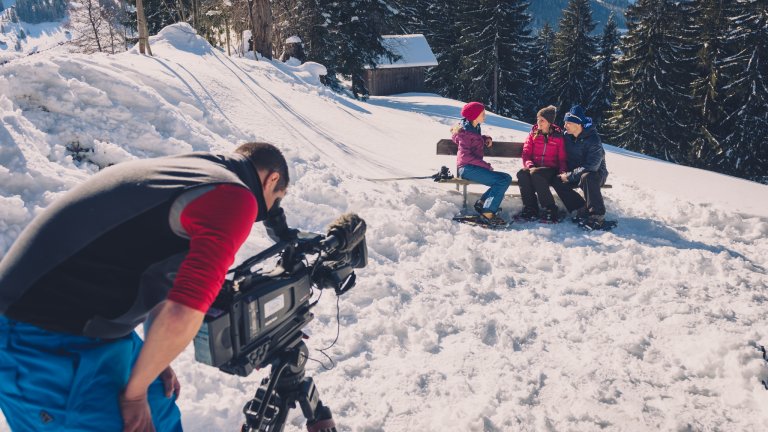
[364,34,438,96]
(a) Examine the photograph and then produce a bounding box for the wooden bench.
[435,139,612,209]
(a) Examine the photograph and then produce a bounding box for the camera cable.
[303,294,341,371]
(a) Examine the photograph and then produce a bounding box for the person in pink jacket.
[514,105,571,223]
[451,102,512,225]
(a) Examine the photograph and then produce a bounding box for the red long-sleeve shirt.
[167,184,258,311]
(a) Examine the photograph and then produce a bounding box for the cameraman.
[0,143,291,431]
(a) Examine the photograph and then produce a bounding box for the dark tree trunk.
[249,0,272,59]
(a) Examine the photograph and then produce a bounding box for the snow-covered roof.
[367,34,438,69]
[285,36,302,44]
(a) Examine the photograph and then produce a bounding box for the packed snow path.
[1,24,767,431]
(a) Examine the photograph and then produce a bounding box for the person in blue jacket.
[556,105,609,229]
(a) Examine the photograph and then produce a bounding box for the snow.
[285,35,302,44]
[1,23,768,431]
[368,34,439,69]
[0,8,72,65]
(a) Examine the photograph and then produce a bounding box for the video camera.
[194,213,367,377]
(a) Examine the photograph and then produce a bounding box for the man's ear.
[261,171,280,188]
[268,172,280,187]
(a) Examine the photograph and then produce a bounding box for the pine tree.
[15,0,37,24]
[456,0,533,118]
[272,0,302,55]
[379,0,426,34]
[423,0,466,100]
[328,0,394,99]
[550,0,599,120]
[589,13,619,131]
[287,0,393,99]
[607,0,700,164]
[525,23,556,122]
[717,0,768,182]
[15,0,67,23]
[142,0,182,34]
[15,0,29,22]
[291,0,337,85]
[687,0,729,170]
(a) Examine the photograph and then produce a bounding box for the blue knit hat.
[563,105,592,128]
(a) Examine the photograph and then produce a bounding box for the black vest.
[0,152,267,338]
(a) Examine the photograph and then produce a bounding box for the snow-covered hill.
[1,24,767,431]
[0,1,71,65]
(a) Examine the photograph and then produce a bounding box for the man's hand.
[122,302,204,432]
[559,173,569,182]
[264,202,298,242]
[120,392,155,432]
[529,167,538,174]
[159,366,181,398]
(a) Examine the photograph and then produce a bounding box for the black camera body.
[194,214,367,377]
[193,267,314,376]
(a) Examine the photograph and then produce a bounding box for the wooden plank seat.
[435,139,611,209]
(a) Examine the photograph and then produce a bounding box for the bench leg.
[462,184,468,210]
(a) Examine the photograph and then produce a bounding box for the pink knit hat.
[460,102,485,122]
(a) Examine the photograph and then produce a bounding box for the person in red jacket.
[515,105,571,223]
[0,143,290,432]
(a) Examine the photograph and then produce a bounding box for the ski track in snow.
[1,24,767,432]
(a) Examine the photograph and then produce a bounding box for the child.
[451,102,512,225]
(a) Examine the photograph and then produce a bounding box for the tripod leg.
[242,363,289,432]
[268,394,292,432]
[297,377,337,432]
[241,384,293,432]
[305,401,336,432]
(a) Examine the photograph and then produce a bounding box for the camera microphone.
[321,213,366,254]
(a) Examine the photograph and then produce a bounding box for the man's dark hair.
[235,142,290,191]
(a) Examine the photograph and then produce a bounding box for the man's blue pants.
[458,165,512,214]
[0,316,182,431]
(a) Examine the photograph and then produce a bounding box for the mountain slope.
[0,1,71,65]
[1,24,767,432]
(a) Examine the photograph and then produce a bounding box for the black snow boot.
[579,214,606,230]
[570,206,589,224]
[514,206,539,222]
[539,205,561,224]
[475,199,502,216]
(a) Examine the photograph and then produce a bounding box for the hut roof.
[366,34,438,70]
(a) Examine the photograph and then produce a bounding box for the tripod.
[241,340,337,432]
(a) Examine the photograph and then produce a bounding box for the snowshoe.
[578,215,617,232]
[453,214,508,230]
[513,206,539,222]
[539,206,563,224]
[570,206,589,224]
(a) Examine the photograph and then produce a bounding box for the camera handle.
[242,340,337,432]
